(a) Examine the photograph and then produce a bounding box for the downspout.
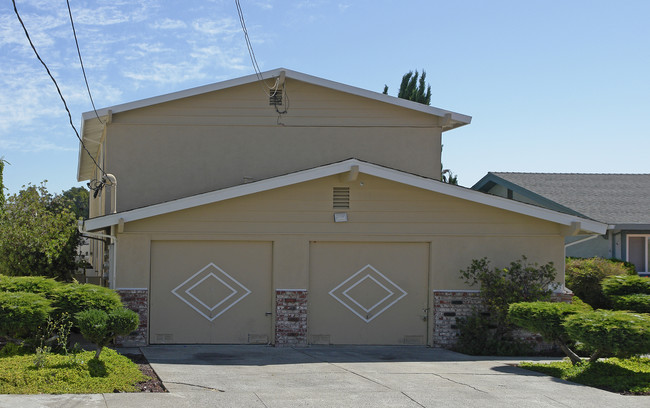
[102,173,117,214]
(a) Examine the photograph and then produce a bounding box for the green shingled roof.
[477,173,650,226]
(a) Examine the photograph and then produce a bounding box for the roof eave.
[84,159,607,235]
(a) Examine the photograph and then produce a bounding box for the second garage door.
[308,242,429,345]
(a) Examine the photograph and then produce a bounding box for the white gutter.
[564,234,600,248]
[77,219,115,243]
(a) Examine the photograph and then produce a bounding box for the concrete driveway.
[0,345,646,407]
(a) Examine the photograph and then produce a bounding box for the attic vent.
[269,89,283,106]
[333,187,350,209]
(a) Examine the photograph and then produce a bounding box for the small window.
[333,187,350,209]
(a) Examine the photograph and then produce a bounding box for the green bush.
[508,301,590,343]
[453,312,533,356]
[0,275,62,295]
[565,257,636,309]
[460,256,557,333]
[602,275,650,297]
[508,301,591,364]
[106,308,140,336]
[76,308,139,359]
[563,310,650,358]
[0,292,52,339]
[609,293,650,313]
[51,284,123,318]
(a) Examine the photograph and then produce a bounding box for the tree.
[0,182,79,281]
[60,186,89,220]
[383,71,457,184]
[383,70,431,105]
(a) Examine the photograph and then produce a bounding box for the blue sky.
[2,0,649,196]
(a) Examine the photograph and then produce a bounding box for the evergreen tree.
[384,70,432,105]
[384,72,457,184]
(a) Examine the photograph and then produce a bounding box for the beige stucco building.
[77,69,606,346]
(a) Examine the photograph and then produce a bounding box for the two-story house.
[77,68,606,347]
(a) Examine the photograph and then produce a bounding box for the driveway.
[0,345,645,407]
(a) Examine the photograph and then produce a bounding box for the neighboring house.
[472,173,650,276]
[77,68,606,347]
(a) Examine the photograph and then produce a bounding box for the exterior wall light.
[334,212,348,223]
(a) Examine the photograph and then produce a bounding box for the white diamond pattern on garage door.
[171,263,251,321]
[329,264,407,323]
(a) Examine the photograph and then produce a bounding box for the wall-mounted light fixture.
[334,212,348,223]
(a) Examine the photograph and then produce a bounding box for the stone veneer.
[115,289,148,347]
[275,289,308,347]
[433,290,573,351]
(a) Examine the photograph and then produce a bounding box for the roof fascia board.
[471,173,587,218]
[81,68,471,125]
[85,159,607,235]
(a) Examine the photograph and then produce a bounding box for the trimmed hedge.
[0,275,62,295]
[610,293,650,313]
[565,257,636,309]
[602,275,650,297]
[508,301,590,344]
[76,308,139,358]
[0,292,53,338]
[563,310,650,358]
[50,283,123,318]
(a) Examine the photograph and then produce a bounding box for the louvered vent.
[333,187,350,209]
[269,89,283,106]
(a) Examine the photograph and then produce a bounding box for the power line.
[66,0,103,125]
[234,0,279,94]
[11,0,106,181]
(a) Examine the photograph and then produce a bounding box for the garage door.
[309,242,429,345]
[150,241,272,344]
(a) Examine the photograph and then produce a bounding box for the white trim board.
[84,159,608,235]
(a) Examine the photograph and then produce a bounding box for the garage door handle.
[265,312,273,316]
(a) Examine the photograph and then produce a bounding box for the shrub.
[565,257,636,309]
[453,312,533,356]
[609,293,650,313]
[602,275,650,297]
[51,283,123,318]
[0,275,62,295]
[460,256,557,335]
[563,310,650,359]
[76,308,139,359]
[0,292,52,339]
[508,301,591,364]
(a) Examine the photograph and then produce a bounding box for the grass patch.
[0,348,148,394]
[520,357,650,394]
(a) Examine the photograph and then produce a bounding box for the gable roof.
[77,68,472,181]
[83,159,606,234]
[472,172,650,228]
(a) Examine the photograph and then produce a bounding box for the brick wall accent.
[433,291,485,348]
[432,290,573,352]
[275,289,308,347]
[115,289,148,347]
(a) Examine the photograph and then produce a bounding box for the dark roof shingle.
[490,173,650,225]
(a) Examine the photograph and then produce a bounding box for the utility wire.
[66,0,103,124]
[12,0,106,180]
[235,0,279,95]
